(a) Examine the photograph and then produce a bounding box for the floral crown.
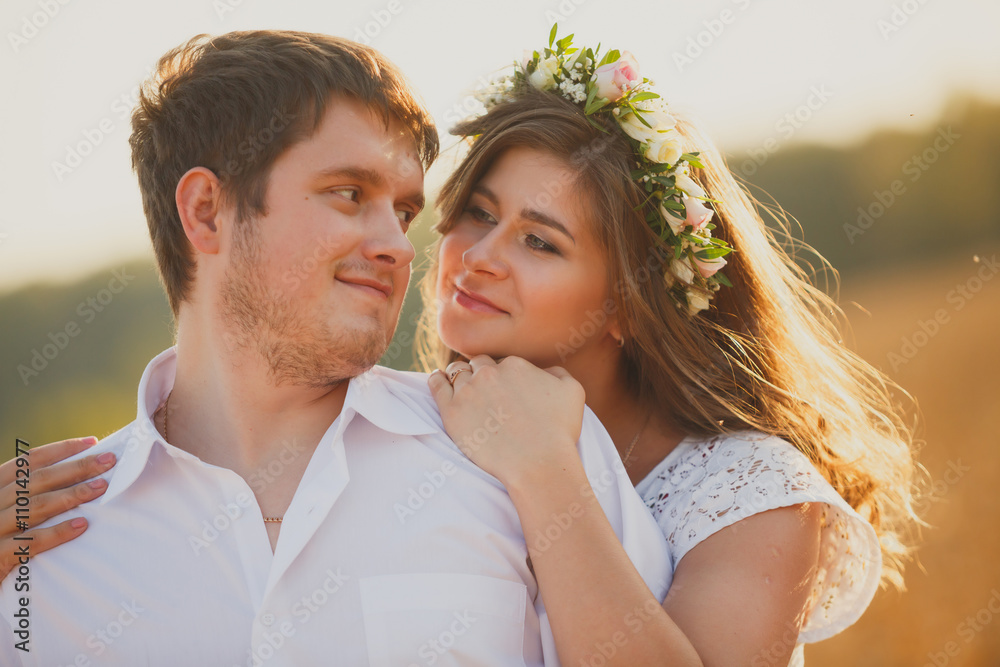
[475,25,733,316]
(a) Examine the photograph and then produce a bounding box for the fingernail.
[71,518,87,529]
[82,436,98,445]
[96,452,115,465]
[88,479,107,490]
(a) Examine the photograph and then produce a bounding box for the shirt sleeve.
[643,431,882,643]
[575,406,674,601]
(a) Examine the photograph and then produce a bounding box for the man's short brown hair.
[129,30,439,316]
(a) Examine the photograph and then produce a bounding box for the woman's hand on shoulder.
[0,437,116,581]
[428,355,586,487]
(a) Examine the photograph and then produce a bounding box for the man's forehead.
[308,100,423,180]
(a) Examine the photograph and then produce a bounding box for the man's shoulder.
[54,420,156,497]
[369,365,432,393]
[360,366,445,433]
[58,421,145,465]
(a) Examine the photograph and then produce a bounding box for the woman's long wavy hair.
[416,87,921,590]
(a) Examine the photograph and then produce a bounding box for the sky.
[2,0,998,291]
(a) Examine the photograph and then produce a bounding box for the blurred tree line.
[2,97,997,458]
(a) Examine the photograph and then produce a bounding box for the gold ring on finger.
[447,367,472,384]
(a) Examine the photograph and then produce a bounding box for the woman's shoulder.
[637,429,859,544]
[636,429,821,505]
[638,429,882,643]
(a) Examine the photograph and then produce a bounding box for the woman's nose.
[462,228,509,279]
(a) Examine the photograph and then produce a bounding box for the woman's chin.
[445,338,514,361]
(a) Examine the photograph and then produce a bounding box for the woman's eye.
[396,210,414,225]
[525,234,557,254]
[466,207,496,225]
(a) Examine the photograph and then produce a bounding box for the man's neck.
[165,327,350,486]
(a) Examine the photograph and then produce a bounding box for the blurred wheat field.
[807,249,1000,666]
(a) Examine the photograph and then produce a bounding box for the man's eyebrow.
[471,184,575,245]
[316,166,425,209]
[315,166,385,186]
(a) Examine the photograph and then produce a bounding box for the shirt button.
[260,613,275,626]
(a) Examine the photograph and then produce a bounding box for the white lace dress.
[635,430,881,666]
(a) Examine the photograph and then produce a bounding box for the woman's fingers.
[445,361,474,389]
[543,365,572,380]
[0,437,98,488]
[428,369,455,404]
[0,517,89,580]
[0,452,116,509]
[0,479,108,534]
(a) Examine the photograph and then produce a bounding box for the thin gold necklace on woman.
[622,411,653,469]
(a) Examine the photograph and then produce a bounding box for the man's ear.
[176,167,224,255]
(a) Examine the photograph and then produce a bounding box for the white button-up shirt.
[1,348,671,666]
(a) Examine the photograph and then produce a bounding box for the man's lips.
[336,276,392,298]
[454,284,508,314]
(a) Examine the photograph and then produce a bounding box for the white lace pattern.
[635,430,881,645]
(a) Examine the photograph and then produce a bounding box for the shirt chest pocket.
[359,573,528,667]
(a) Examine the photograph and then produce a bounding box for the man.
[0,31,669,666]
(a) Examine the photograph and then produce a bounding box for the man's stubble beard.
[219,221,389,388]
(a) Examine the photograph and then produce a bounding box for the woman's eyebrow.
[472,184,576,245]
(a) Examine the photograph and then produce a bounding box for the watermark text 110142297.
[12,439,32,653]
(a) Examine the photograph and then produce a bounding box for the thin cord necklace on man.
[162,391,283,524]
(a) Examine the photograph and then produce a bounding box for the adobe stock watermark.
[291,567,351,625]
[739,85,834,177]
[922,588,1000,667]
[393,459,459,524]
[877,0,932,41]
[409,610,478,667]
[351,0,405,46]
[543,0,588,25]
[51,68,156,182]
[912,457,970,516]
[395,406,510,524]
[213,0,249,20]
[439,73,497,129]
[748,619,802,667]
[188,438,306,555]
[16,268,136,386]
[672,0,754,73]
[239,566,351,665]
[63,599,145,663]
[555,244,669,362]
[844,125,960,244]
[216,109,295,185]
[7,0,72,54]
[887,255,997,372]
[531,456,630,557]
[578,597,665,667]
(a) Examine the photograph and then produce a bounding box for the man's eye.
[330,188,359,202]
[396,210,414,224]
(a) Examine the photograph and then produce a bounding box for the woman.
[0,30,918,666]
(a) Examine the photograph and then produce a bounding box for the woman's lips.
[454,285,507,314]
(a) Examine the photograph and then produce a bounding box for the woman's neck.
[569,352,688,485]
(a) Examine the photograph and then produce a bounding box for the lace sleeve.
[640,431,882,643]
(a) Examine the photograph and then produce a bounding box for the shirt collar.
[98,346,177,504]
[341,365,442,437]
[100,348,440,504]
